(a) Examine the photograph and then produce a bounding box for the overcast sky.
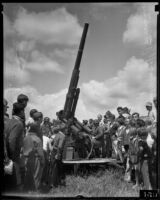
[3,2,157,120]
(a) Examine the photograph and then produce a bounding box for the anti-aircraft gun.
[57,23,92,159]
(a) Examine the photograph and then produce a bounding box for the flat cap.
[17,94,29,102]
[32,112,43,120]
[145,102,152,107]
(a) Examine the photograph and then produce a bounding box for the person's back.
[23,123,44,192]
[5,117,24,162]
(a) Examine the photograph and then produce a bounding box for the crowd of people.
[3,94,157,194]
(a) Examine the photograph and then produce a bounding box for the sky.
[3,2,157,121]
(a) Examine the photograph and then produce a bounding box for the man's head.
[32,112,43,125]
[137,127,148,140]
[117,107,123,116]
[83,120,88,125]
[136,118,145,128]
[123,107,130,114]
[132,112,140,121]
[129,119,136,127]
[97,114,102,122]
[94,119,99,127]
[109,114,115,122]
[104,110,112,119]
[89,118,93,124]
[103,118,108,124]
[44,117,50,124]
[145,102,152,111]
[30,109,38,118]
[17,94,29,108]
[3,98,9,114]
[12,102,24,117]
[124,115,131,126]
[116,117,125,126]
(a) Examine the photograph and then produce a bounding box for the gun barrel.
[63,23,89,118]
[74,23,89,71]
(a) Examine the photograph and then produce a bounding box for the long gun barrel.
[63,23,89,119]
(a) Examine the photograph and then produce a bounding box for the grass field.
[49,166,139,197]
[2,165,139,198]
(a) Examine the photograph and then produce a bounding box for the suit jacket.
[5,117,24,162]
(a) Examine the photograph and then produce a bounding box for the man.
[114,118,126,162]
[116,107,125,121]
[41,117,52,138]
[13,94,29,128]
[32,112,44,142]
[49,126,66,187]
[26,109,38,130]
[145,102,155,123]
[97,114,103,125]
[82,120,88,126]
[3,98,13,192]
[103,115,114,158]
[137,127,152,190]
[5,102,25,192]
[91,119,105,158]
[132,112,140,121]
[23,121,45,192]
[88,119,94,130]
[4,98,9,120]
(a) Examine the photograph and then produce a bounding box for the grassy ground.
[49,166,139,197]
[2,166,139,198]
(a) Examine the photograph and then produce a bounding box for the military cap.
[32,112,43,120]
[145,102,152,107]
[17,94,29,103]
[30,109,38,117]
[12,102,24,114]
[3,98,9,108]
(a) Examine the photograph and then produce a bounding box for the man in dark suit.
[5,102,25,192]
